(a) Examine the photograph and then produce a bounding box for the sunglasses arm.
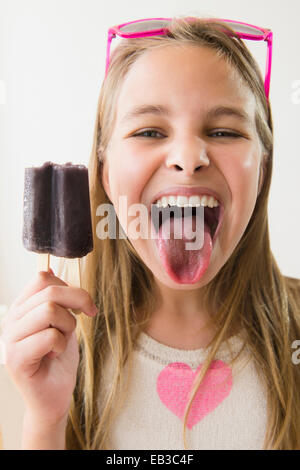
[264,31,273,100]
[105,31,116,77]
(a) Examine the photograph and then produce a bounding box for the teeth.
[177,196,189,207]
[161,196,168,208]
[168,195,177,206]
[207,196,216,208]
[188,196,201,207]
[200,195,208,207]
[154,194,219,208]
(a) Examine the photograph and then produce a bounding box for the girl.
[1,16,300,450]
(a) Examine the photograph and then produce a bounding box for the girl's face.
[102,44,264,288]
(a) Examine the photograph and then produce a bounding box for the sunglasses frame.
[105,17,273,100]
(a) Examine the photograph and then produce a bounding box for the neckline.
[135,330,245,368]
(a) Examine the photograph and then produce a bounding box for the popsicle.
[23,161,93,273]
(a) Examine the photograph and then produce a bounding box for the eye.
[132,129,165,139]
[209,130,242,138]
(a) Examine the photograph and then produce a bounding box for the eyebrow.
[120,104,252,125]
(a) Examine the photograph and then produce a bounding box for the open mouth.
[150,204,222,242]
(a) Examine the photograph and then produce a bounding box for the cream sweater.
[99,332,268,450]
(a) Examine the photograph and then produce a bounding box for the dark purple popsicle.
[23,162,93,258]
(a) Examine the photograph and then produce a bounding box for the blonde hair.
[65,17,300,450]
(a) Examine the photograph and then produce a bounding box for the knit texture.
[98,331,268,450]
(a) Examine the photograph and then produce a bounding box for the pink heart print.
[157,360,232,429]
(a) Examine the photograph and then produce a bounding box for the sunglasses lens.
[119,19,170,33]
[221,21,264,35]
[119,19,264,36]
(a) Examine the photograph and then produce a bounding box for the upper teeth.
[154,195,219,208]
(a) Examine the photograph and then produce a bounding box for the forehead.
[115,44,256,121]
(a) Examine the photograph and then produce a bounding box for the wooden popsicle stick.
[67,258,82,315]
[37,253,50,272]
[78,258,81,288]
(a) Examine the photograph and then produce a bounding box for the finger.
[3,302,77,343]
[46,329,78,360]
[10,271,68,311]
[6,328,67,376]
[13,285,97,321]
[4,271,68,328]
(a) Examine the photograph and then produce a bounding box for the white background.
[0,0,299,449]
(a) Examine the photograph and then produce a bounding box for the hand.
[0,270,97,426]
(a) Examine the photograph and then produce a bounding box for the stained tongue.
[156,214,212,284]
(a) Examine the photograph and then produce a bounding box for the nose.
[165,136,210,175]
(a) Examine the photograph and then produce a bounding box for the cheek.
[231,150,260,203]
[106,145,156,223]
[220,147,261,234]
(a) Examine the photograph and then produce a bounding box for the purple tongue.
[156,214,212,284]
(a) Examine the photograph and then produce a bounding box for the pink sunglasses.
[105,17,273,100]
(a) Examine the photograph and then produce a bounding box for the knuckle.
[44,300,57,318]
[47,327,60,342]
[1,320,18,343]
[44,285,57,300]
[1,307,15,328]
[5,342,20,372]
[46,328,66,352]
[1,327,12,344]
[36,270,52,287]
